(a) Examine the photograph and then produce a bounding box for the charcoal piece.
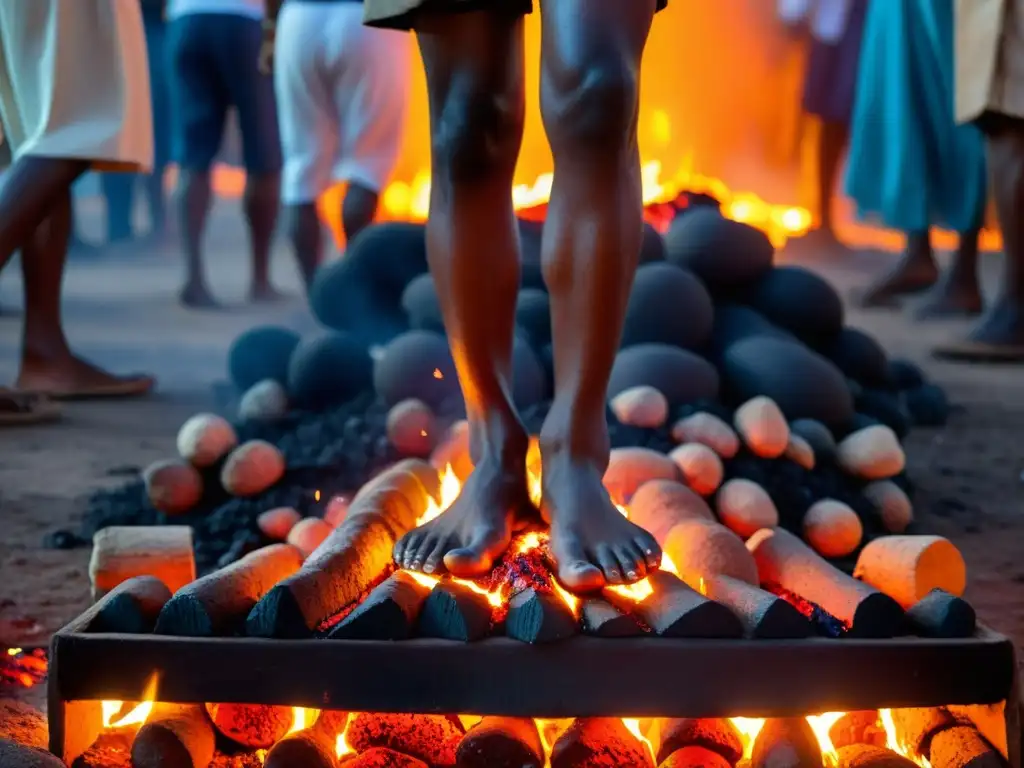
[856,390,910,439]
[750,718,822,768]
[327,570,432,640]
[550,717,654,768]
[621,262,714,352]
[747,528,905,638]
[747,266,845,347]
[82,575,172,634]
[653,718,743,765]
[457,717,544,768]
[373,330,460,410]
[155,543,304,637]
[402,273,445,333]
[228,325,301,390]
[71,731,133,768]
[340,747,428,768]
[206,703,295,750]
[505,588,578,644]
[887,708,956,757]
[928,726,1005,768]
[701,575,811,639]
[417,577,494,641]
[664,207,773,294]
[827,328,890,389]
[265,728,336,768]
[608,344,720,408]
[660,746,732,768]
[512,335,549,409]
[836,744,917,768]
[903,384,950,427]
[346,713,463,768]
[907,589,976,638]
[829,712,886,751]
[132,704,216,768]
[887,359,925,390]
[608,571,743,639]
[0,739,66,768]
[581,598,643,637]
[515,289,552,349]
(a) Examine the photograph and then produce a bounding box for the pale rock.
[663,519,759,590]
[238,379,289,423]
[603,447,678,505]
[802,499,863,558]
[837,425,905,479]
[143,459,203,516]
[668,443,724,496]
[221,440,286,497]
[610,385,669,429]
[286,517,333,558]
[386,399,437,458]
[670,412,740,458]
[628,479,714,545]
[784,434,816,471]
[862,480,913,533]
[715,478,779,539]
[733,396,790,458]
[257,507,301,541]
[177,413,238,468]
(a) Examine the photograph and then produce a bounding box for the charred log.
[660,746,733,768]
[328,571,432,640]
[550,718,654,768]
[836,745,918,768]
[652,718,744,766]
[247,461,437,638]
[746,528,905,638]
[906,590,976,639]
[887,708,956,757]
[581,598,644,637]
[0,739,67,768]
[72,731,132,768]
[829,712,885,751]
[339,748,428,768]
[505,588,578,644]
[264,710,349,768]
[155,544,303,636]
[750,718,822,768]
[131,704,216,768]
[82,575,172,634]
[204,703,293,750]
[701,575,811,639]
[929,726,1006,768]
[607,571,743,638]
[456,717,544,768]
[417,577,494,641]
[346,713,464,768]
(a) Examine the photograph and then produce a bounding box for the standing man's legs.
[392,10,535,578]
[166,14,229,308]
[220,15,283,302]
[537,0,661,591]
[100,172,137,243]
[143,9,171,241]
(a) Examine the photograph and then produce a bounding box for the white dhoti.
[0,0,153,171]
[274,1,411,203]
[955,0,1024,123]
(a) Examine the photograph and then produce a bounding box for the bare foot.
[933,297,1024,361]
[16,354,154,399]
[393,457,533,577]
[179,283,221,310]
[913,274,983,320]
[249,284,288,304]
[541,454,661,593]
[857,243,939,308]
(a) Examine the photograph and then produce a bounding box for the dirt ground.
[0,199,1022,715]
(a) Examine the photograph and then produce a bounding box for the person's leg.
[15,191,154,396]
[914,226,983,318]
[100,172,137,243]
[222,16,283,302]
[857,230,939,307]
[816,120,848,244]
[392,10,533,578]
[142,12,170,242]
[341,184,379,240]
[167,15,228,308]
[538,0,661,591]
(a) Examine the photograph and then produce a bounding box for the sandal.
[0,391,61,426]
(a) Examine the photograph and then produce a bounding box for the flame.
[287,707,320,736]
[622,718,655,761]
[729,717,766,762]
[433,368,444,380]
[314,490,321,502]
[7,647,20,655]
[880,709,933,767]
[335,713,356,758]
[101,673,159,729]
[416,464,462,527]
[806,712,845,766]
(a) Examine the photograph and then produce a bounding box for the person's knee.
[544,60,638,160]
[432,83,523,185]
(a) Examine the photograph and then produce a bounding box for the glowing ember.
[288,707,320,735]
[729,717,766,762]
[433,368,444,380]
[805,712,845,766]
[622,718,655,761]
[880,709,933,767]
[1,647,47,688]
[101,673,159,730]
[335,713,356,758]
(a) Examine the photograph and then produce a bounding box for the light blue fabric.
[844,0,987,233]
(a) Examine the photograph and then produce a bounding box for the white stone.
[177,413,238,468]
[670,412,740,458]
[733,396,790,459]
[668,443,724,496]
[837,425,905,479]
[238,379,289,423]
[610,385,669,429]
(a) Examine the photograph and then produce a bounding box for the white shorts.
[274,1,411,204]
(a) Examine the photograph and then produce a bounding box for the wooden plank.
[48,629,1015,720]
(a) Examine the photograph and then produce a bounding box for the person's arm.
[264,0,285,25]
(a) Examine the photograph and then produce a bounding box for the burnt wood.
[653,718,744,765]
[907,589,976,639]
[457,717,544,768]
[346,713,463,768]
[327,571,432,640]
[155,543,303,637]
[550,717,653,768]
[47,631,1015,719]
[264,729,337,768]
[661,746,732,768]
[82,575,172,634]
[130,704,216,768]
[836,745,917,768]
[581,598,644,637]
[888,707,956,756]
[505,588,578,644]
[607,571,743,639]
[702,575,811,640]
[341,747,428,767]
[417,577,494,642]
[928,726,1006,768]
[750,717,822,768]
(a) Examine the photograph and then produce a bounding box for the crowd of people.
[0,0,1022,432]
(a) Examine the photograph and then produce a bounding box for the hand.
[258,27,275,75]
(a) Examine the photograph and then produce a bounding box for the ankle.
[470,418,529,472]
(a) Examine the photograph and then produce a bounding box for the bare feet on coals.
[393,456,534,577]
[541,452,661,593]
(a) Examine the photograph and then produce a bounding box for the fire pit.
[47,460,1020,768]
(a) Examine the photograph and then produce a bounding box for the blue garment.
[844,0,987,233]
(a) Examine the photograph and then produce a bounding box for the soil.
[0,201,1022,717]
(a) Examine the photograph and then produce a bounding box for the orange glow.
[433,369,444,380]
[880,709,933,767]
[288,707,320,736]
[730,717,766,762]
[314,490,321,502]
[101,673,159,730]
[805,712,845,766]
[335,713,356,758]
[622,718,655,762]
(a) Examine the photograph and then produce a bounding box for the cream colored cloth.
[956,0,1024,123]
[0,0,153,172]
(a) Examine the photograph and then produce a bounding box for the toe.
[393,532,418,569]
[554,540,605,593]
[634,533,662,570]
[444,527,506,577]
[594,545,623,584]
[422,538,452,575]
[614,544,646,583]
[410,534,438,572]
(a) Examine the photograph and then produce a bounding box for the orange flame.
[335,713,356,759]
[806,712,845,766]
[287,707,320,736]
[101,673,159,729]
[880,709,933,767]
